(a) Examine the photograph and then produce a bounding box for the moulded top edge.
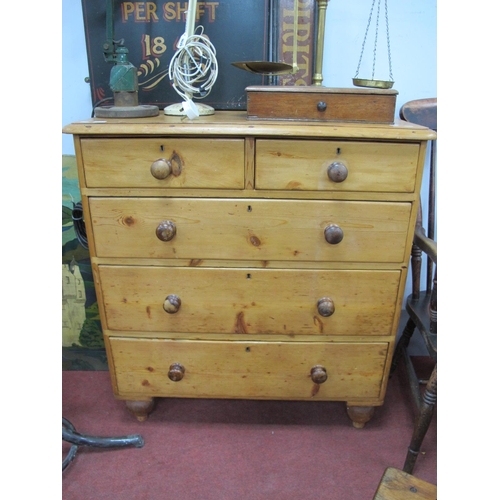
[62,111,436,141]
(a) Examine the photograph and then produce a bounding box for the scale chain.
[354,0,393,83]
[371,0,381,79]
[354,0,376,78]
[384,0,393,81]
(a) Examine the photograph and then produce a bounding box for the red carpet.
[62,358,436,499]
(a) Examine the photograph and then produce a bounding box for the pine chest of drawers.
[63,111,435,427]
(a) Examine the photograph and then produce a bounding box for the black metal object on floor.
[62,417,144,471]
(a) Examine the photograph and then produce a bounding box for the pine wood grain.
[255,139,419,192]
[63,111,437,141]
[98,266,400,336]
[81,137,245,189]
[110,337,389,400]
[89,198,411,262]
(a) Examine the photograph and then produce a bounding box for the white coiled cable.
[168,25,218,102]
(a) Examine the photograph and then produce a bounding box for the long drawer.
[255,139,420,192]
[80,138,245,189]
[89,198,411,262]
[99,266,400,335]
[110,338,389,400]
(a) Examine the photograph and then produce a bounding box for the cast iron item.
[62,417,144,471]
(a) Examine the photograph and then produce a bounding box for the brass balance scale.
[232,0,394,89]
[233,0,397,122]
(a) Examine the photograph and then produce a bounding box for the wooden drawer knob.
[327,162,348,183]
[156,220,176,242]
[150,158,172,179]
[163,294,181,314]
[324,224,344,244]
[151,152,182,180]
[311,365,328,384]
[317,297,335,317]
[168,363,185,381]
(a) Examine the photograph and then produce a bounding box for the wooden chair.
[390,98,437,474]
[373,467,437,500]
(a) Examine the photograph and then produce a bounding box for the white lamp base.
[164,102,215,118]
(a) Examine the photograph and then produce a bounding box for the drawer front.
[99,266,400,335]
[89,198,411,262]
[246,89,396,123]
[80,138,244,189]
[255,139,419,192]
[110,338,389,400]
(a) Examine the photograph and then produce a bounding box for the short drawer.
[89,198,411,262]
[110,338,389,400]
[80,138,244,189]
[99,266,400,336]
[255,139,420,192]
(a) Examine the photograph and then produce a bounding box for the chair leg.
[429,270,437,335]
[390,318,416,375]
[403,365,437,474]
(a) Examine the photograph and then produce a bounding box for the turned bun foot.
[126,399,155,421]
[346,405,375,428]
